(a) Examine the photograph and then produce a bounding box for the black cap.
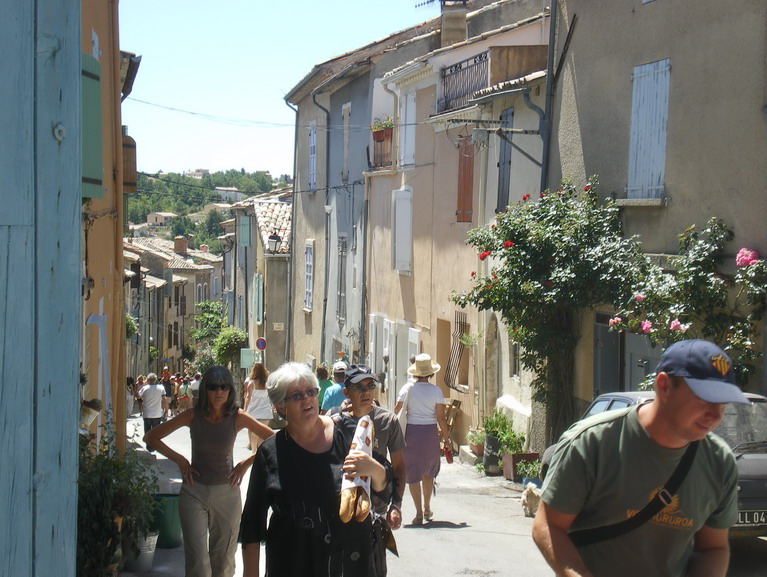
[344,365,378,387]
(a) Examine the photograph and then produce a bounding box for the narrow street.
[121,415,766,576]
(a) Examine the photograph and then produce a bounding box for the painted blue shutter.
[626,59,670,198]
[496,108,513,212]
[81,54,104,198]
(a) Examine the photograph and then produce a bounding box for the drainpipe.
[540,6,557,193]
[476,109,491,426]
[311,88,332,365]
[284,100,298,361]
[382,81,399,171]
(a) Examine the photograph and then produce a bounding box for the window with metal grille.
[337,236,347,324]
[444,311,469,391]
[438,51,488,113]
[309,123,317,192]
[304,241,314,311]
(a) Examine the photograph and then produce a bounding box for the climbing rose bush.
[610,219,767,385]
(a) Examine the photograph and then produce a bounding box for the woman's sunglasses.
[206,383,230,391]
[285,388,319,403]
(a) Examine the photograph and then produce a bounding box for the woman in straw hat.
[393,353,451,525]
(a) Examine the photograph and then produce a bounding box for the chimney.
[441,1,468,48]
[199,244,209,253]
[174,236,188,255]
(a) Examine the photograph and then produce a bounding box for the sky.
[119,0,442,178]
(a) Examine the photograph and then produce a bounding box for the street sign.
[255,337,267,351]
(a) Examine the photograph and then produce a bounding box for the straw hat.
[407,353,441,377]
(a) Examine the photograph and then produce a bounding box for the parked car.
[539,390,767,538]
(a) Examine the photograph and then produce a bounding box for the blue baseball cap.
[656,339,749,404]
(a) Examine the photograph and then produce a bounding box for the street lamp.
[267,232,281,254]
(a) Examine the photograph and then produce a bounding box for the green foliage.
[212,326,248,367]
[453,178,648,437]
[370,115,394,131]
[125,314,139,339]
[475,462,485,475]
[466,428,485,445]
[182,343,196,361]
[189,301,228,343]
[77,414,159,577]
[516,459,542,479]
[187,345,216,376]
[482,410,525,454]
[610,218,767,386]
[148,345,159,362]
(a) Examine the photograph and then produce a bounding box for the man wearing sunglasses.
[336,365,406,572]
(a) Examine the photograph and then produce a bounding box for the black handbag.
[568,440,699,547]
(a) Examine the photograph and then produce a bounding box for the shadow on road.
[405,520,469,529]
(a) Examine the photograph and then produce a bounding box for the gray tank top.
[190,412,237,485]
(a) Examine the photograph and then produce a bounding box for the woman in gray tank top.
[145,366,274,577]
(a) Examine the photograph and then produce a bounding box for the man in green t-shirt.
[533,339,749,577]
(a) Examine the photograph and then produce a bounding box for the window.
[81,54,104,199]
[392,187,412,273]
[304,241,314,311]
[196,283,202,303]
[167,324,172,347]
[337,235,348,324]
[174,285,180,308]
[398,91,416,167]
[626,59,670,199]
[342,103,351,182]
[203,283,208,301]
[496,108,513,212]
[180,295,186,316]
[212,275,220,297]
[457,135,474,222]
[309,123,317,192]
[173,322,179,347]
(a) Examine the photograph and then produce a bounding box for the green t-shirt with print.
[542,405,738,577]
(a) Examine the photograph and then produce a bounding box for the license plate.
[737,510,767,526]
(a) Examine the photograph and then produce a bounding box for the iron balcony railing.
[438,51,488,113]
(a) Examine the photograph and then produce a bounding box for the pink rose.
[635,293,645,303]
[736,248,760,267]
[669,319,681,331]
[640,320,652,333]
[503,240,514,248]
[470,271,476,277]
[608,317,622,327]
[583,185,593,192]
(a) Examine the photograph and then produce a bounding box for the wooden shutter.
[392,187,412,273]
[457,136,474,222]
[627,59,670,199]
[81,54,103,198]
[496,108,513,212]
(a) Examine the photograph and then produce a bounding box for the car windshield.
[714,400,767,450]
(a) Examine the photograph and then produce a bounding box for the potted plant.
[77,414,159,577]
[80,397,103,429]
[516,458,543,487]
[466,428,485,457]
[370,115,394,141]
[482,410,514,475]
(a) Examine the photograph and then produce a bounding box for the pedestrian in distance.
[189,371,201,406]
[144,365,274,577]
[137,372,167,452]
[317,365,334,407]
[532,339,749,577]
[240,361,391,577]
[393,353,451,526]
[320,360,349,414]
[242,362,272,453]
[329,364,406,575]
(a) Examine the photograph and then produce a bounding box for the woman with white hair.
[393,353,450,525]
[240,361,392,576]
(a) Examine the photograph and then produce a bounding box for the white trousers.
[179,481,242,577]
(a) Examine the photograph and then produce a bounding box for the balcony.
[437,46,547,114]
[370,128,393,169]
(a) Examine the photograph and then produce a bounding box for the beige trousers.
[179,481,242,577]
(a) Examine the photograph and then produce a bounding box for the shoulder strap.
[568,440,699,547]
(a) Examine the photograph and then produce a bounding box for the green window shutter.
[237,215,251,247]
[81,54,104,198]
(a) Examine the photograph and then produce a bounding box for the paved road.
[119,414,767,576]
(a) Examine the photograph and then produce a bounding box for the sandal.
[411,514,423,525]
[424,508,433,521]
